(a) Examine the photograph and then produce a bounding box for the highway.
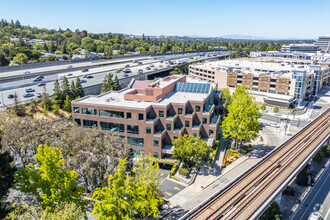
[0,51,231,107]
[181,108,330,220]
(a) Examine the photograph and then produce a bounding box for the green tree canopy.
[13,53,28,65]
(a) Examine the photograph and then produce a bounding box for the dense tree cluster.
[221,86,261,148]
[0,19,301,66]
[101,74,121,93]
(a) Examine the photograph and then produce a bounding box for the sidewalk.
[162,156,260,218]
[262,102,313,120]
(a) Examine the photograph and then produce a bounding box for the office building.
[314,36,330,52]
[72,75,223,159]
[281,44,320,53]
[189,58,330,107]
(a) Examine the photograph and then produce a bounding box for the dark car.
[115,70,121,73]
[146,67,151,70]
[83,75,93,79]
[33,76,43,82]
[7,94,14,99]
[80,79,87,83]
[23,93,34,98]
[26,88,35,93]
[138,61,143,65]
[81,68,89,72]
[38,83,46,87]
[125,64,130,68]
[36,93,42,98]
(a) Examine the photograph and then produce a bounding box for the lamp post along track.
[181,108,330,220]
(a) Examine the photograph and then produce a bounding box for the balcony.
[192,123,202,130]
[174,126,184,134]
[154,129,166,137]
[185,111,195,117]
[162,145,174,154]
[203,104,215,114]
[146,116,158,124]
[166,114,178,121]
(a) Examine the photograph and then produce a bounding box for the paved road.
[291,164,330,220]
[0,51,230,107]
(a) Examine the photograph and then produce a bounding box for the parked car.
[38,82,46,87]
[23,93,34,98]
[36,93,42,98]
[81,68,89,72]
[80,79,87,83]
[67,65,72,69]
[26,88,35,93]
[83,75,93,79]
[138,69,143,74]
[7,94,14,99]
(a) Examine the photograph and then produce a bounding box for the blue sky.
[1,0,329,39]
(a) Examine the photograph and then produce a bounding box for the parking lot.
[159,169,186,200]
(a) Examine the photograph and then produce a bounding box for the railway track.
[182,108,330,220]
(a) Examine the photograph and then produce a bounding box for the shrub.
[170,163,178,176]
[273,106,279,113]
[178,168,189,177]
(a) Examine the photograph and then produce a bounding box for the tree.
[0,52,10,66]
[75,77,84,97]
[170,67,181,75]
[41,87,52,110]
[113,75,121,91]
[273,106,279,113]
[261,104,266,111]
[221,88,232,105]
[62,95,71,112]
[221,86,261,148]
[52,102,60,115]
[259,201,282,220]
[6,202,86,220]
[70,80,76,99]
[61,76,70,98]
[56,125,129,193]
[14,145,87,212]
[0,150,17,219]
[92,155,163,219]
[52,79,62,105]
[172,135,211,167]
[13,53,28,65]
[101,74,113,93]
[42,104,48,116]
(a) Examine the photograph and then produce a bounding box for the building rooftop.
[75,75,217,109]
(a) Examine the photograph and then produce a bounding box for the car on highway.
[153,57,157,60]
[38,82,46,87]
[150,64,154,67]
[125,64,130,68]
[123,68,131,73]
[138,61,143,65]
[81,68,89,72]
[146,67,151,70]
[7,94,14,99]
[160,60,164,63]
[67,73,73,76]
[83,75,93,79]
[121,72,129,77]
[154,68,158,71]
[159,65,163,68]
[132,60,137,63]
[167,64,171,68]
[33,76,43,82]
[23,93,34,98]
[80,79,87,83]
[26,88,35,93]
[23,70,30,74]
[36,93,42,98]
[115,70,121,73]
[67,65,73,69]
[138,69,143,74]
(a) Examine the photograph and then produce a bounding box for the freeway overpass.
[181,108,330,220]
[0,51,232,107]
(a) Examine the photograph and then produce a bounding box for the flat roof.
[74,76,217,109]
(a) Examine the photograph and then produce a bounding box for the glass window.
[127,124,139,134]
[127,137,144,147]
[173,136,178,140]
[178,108,183,115]
[83,119,98,128]
[154,152,159,158]
[185,121,190,127]
[100,122,125,132]
[139,113,144,121]
[126,112,131,119]
[195,106,201,112]
[209,129,214,136]
[82,108,97,115]
[74,118,81,125]
[146,127,151,134]
[153,140,159,147]
[73,107,80,114]
[166,124,171,130]
[202,118,207,124]
[99,109,124,118]
[159,111,164,117]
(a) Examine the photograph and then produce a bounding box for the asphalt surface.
[292,164,330,220]
[0,51,231,107]
[159,169,186,200]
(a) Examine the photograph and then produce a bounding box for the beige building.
[189,57,330,107]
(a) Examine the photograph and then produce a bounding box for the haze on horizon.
[1,0,329,39]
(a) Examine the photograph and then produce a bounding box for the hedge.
[156,159,176,166]
[178,168,189,177]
